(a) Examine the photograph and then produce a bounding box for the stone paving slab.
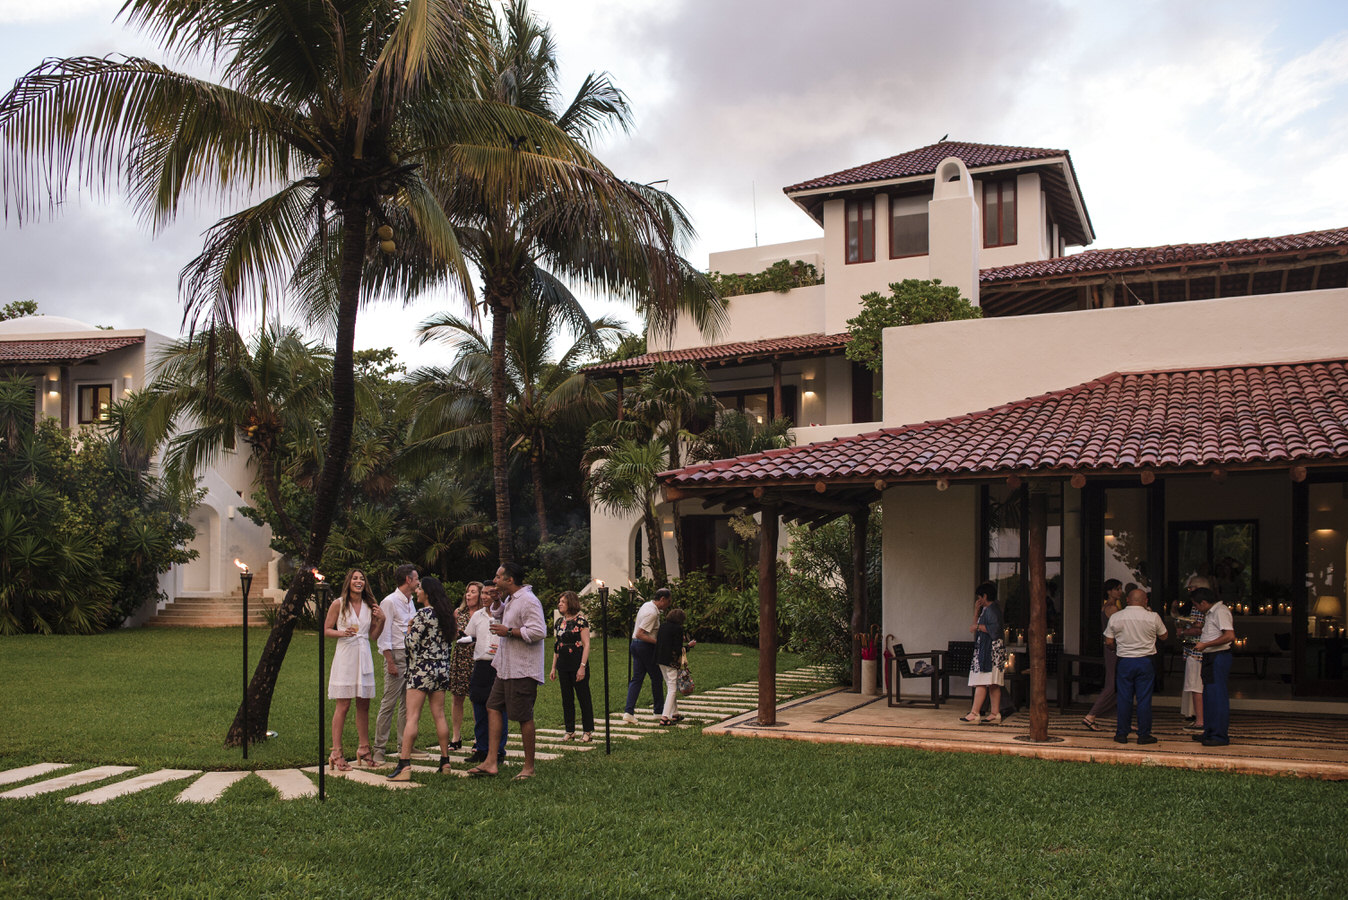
[0,766,136,799]
[177,771,249,803]
[258,769,316,799]
[0,763,69,786]
[301,766,421,789]
[67,769,200,804]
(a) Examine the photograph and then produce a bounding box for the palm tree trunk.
[223,203,368,747]
[668,437,684,577]
[260,449,306,552]
[489,299,515,563]
[531,450,550,544]
[644,505,668,586]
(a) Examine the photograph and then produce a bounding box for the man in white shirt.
[1104,588,1168,746]
[1191,588,1236,747]
[623,588,671,725]
[372,563,418,764]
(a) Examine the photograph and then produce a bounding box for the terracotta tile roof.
[663,360,1348,487]
[584,332,850,375]
[784,141,1069,193]
[0,335,144,364]
[981,227,1348,284]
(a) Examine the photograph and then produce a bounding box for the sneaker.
[621,713,638,726]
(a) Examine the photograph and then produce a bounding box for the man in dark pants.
[1104,587,1168,745]
[623,587,671,724]
[1191,588,1235,747]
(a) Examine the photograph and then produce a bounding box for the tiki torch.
[234,559,253,760]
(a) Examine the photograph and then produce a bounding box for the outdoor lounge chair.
[887,643,950,708]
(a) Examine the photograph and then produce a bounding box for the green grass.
[1,630,1346,899]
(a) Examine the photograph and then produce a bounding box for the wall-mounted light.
[46,377,59,397]
[661,515,674,540]
[122,374,134,394]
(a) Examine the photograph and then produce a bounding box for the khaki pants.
[374,647,407,757]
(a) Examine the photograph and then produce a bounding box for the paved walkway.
[0,665,836,804]
[704,687,1348,780]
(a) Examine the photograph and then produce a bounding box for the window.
[983,179,1017,247]
[890,200,928,258]
[713,386,798,425]
[980,484,1063,640]
[77,384,113,424]
[845,198,874,263]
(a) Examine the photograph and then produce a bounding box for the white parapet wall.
[882,287,1348,429]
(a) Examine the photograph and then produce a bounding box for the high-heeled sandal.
[355,745,375,768]
[561,732,576,742]
[449,740,462,751]
[438,756,453,774]
[581,732,593,743]
[387,759,412,781]
[329,747,351,771]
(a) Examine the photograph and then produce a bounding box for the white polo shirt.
[632,600,661,640]
[1198,601,1235,652]
[1104,605,1167,658]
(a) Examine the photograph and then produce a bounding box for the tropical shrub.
[779,506,883,684]
[708,259,823,298]
[0,394,197,634]
[845,278,982,378]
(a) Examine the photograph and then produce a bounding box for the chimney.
[927,157,980,306]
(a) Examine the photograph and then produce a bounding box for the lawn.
[1,629,1345,899]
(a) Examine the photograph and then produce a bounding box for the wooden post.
[758,504,780,725]
[1027,485,1049,741]
[772,362,783,420]
[850,507,869,694]
[615,376,624,421]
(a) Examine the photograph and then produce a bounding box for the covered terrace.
[660,358,1348,743]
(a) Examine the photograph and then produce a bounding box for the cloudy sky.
[2,0,1347,368]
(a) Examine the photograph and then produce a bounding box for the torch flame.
[233,558,249,574]
[595,579,604,589]
[313,569,325,583]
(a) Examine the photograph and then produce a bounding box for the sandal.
[958,714,981,724]
[438,756,453,774]
[581,732,593,743]
[982,714,1003,725]
[355,745,375,768]
[387,759,412,782]
[562,732,576,742]
[450,740,462,751]
[329,748,351,771]
[659,718,674,726]
[1081,717,1099,731]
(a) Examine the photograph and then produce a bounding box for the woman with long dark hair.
[389,575,457,780]
[1082,578,1124,731]
[325,570,385,770]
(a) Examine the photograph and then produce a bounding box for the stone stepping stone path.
[0,664,835,804]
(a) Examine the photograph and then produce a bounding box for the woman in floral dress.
[447,581,481,750]
[388,576,457,780]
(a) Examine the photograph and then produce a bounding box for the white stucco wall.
[882,287,1348,428]
[708,237,825,278]
[660,283,828,352]
[883,484,979,698]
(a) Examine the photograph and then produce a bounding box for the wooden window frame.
[983,179,1017,248]
[845,197,875,264]
[76,383,113,425]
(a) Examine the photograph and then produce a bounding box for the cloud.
[0,0,110,25]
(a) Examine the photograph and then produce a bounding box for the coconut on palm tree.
[0,0,623,745]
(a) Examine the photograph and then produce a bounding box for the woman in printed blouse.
[388,576,457,780]
[959,581,1005,725]
[447,581,482,751]
[548,590,595,742]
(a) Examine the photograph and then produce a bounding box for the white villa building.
[0,314,279,625]
[590,140,1348,706]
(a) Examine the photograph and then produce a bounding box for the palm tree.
[134,325,330,551]
[0,0,616,745]
[585,435,670,586]
[690,409,796,462]
[407,299,623,544]
[445,0,723,562]
[630,361,716,574]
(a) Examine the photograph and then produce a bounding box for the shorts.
[487,676,539,723]
[1183,655,1204,694]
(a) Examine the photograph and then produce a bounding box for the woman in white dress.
[325,569,385,770]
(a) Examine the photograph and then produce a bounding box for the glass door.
[1297,480,1348,695]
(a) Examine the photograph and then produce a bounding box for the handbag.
[990,639,1008,670]
[677,648,695,695]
